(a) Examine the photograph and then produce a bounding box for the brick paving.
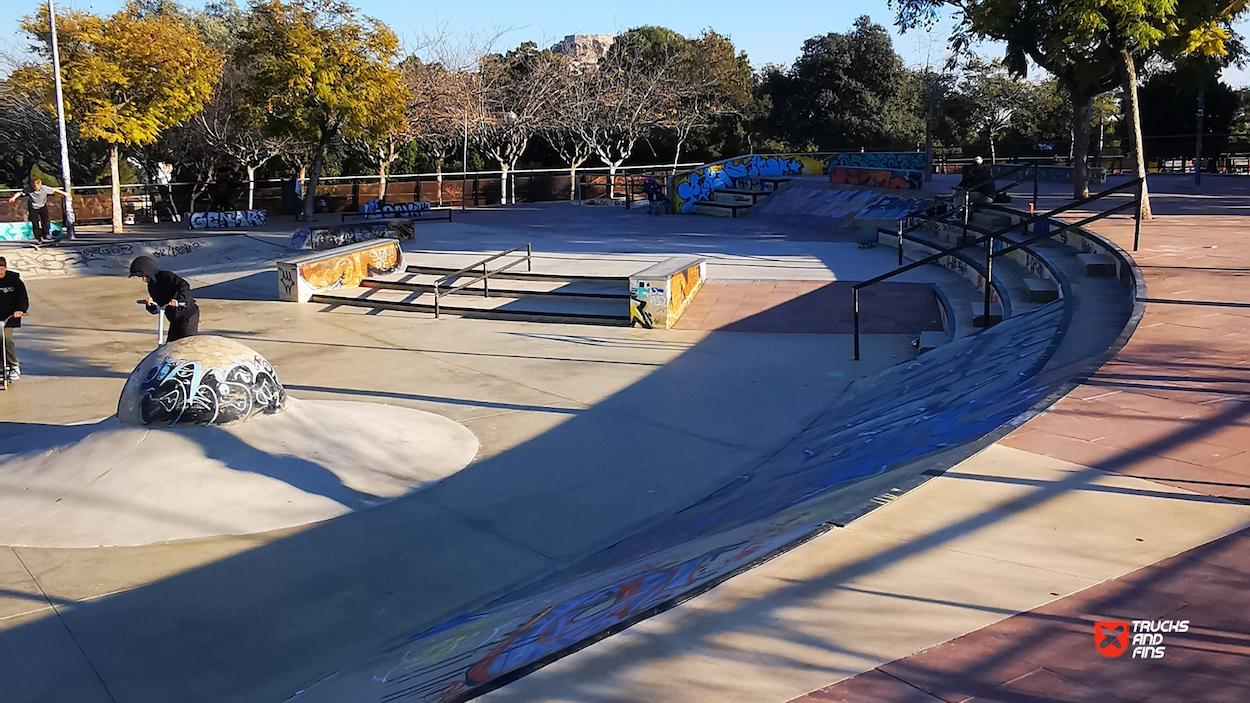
[674,281,943,334]
[788,202,1250,702]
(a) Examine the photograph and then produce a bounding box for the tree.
[576,31,675,186]
[660,30,752,167]
[235,0,405,220]
[470,42,564,204]
[14,2,223,232]
[961,59,1027,163]
[896,0,1249,205]
[541,61,597,200]
[757,17,922,151]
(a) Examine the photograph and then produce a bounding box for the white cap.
[974,156,984,165]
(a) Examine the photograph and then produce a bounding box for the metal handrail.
[852,177,1146,360]
[882,165,1040,266]
[433,243,533,318]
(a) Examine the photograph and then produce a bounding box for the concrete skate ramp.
[298,301,1083,702]
[1,234,289,280]
[751,180,925,225]
[0,399,479,548]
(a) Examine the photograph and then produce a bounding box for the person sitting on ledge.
[129,256,200,342]
[956,156,996,204]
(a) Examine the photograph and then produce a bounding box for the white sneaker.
[6,366,19,380]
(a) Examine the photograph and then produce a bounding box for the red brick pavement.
[674,281,944,334]
[788,214,1250,702]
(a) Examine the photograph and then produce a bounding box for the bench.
[1023,277,1060,303]
[1077,253,1115,277]
[277,238,404,303]
[692,201,750,218]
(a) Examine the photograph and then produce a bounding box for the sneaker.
[6,366,18,380]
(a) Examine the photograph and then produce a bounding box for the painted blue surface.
[344,302,1067,701]
[0,221,66,241]
[827,152,926,171]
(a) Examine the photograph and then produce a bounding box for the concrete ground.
[478,175,1250,703]
[1,176,1245,703]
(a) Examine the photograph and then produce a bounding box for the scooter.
[137,300,167,347]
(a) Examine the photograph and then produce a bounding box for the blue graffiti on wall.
[827,152,926,171]
[320,301,1069,702]
[672,154,824,213]
[0,221,65,241]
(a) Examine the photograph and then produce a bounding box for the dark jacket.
[0,270,29,328]
[129,256,197,323]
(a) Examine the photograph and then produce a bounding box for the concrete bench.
[970,211,1013,229]
[692,201,749,218]
[1023,277,1060,303]
[710,190,761,206]
[628,256,707,329]
[918,330,947,353]
[1077,253,1115,277]
[972,301,1004,328]
[277,238,404,303]
[291,219,415,251]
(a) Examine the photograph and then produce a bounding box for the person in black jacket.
[0,256,29,379]
[129,256,200,342]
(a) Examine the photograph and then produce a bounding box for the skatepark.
[1,166,1248,703]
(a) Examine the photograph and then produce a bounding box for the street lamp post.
[48,0,75,239]
[1195,92,1205,187]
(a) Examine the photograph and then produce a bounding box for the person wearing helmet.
[129,256,200,342]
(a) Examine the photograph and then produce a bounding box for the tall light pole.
[48,0,75,239]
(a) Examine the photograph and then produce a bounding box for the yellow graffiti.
[298,243,400,291]
[666,265,704,324]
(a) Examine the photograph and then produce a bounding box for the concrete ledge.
[291,219,415,250]
[972,301,1004,327]
[1077,253,1115,277]
[186,210,266,229]
[629,256,707,329]
[918,330,947,353]
[277,238,403,302]
[1024,277,1060,303]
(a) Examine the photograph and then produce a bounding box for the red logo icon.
[1096,621,1130,658]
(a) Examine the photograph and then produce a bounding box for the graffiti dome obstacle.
[118,336,287,427]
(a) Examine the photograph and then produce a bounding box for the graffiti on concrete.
[300,244,401,292]
[671,154,825,214]
[364,200,432,217]
[139,355,286,427]
[348,302,1067,702]
[187,210,267,229]
[829,167,923,190]
[0,221,66,241]
[826,152,926,171]
[292,221,416,251]
[667,265,702,322]
[629,281,653,329]
[149,241,205,259]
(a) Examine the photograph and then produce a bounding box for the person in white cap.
[956,156,996,203]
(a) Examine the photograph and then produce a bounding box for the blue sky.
[3,0,1249,85]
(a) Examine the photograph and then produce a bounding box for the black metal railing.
[433,243,533,318]
[853,177,1145,360]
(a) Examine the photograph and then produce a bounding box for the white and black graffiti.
[293,221,416,251]
[138,355,286,427]
[364,200,431,217]
[187,210,267,229]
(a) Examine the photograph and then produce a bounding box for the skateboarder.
[0,256,29,380]
[129,256,200,342]
[8,178,69,244]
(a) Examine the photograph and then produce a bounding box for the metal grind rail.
[853,177,1145,360]
[880,164,1040,266]
[433,243,533,319]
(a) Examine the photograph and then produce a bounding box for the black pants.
[167,305,200,342]
[28,206,50,241]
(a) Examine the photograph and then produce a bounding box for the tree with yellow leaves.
[234,0,405,220]
[15,2,223,232]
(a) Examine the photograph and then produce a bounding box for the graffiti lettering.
[149,241,204,258]
[187,210,267,229]
[139,355,285,427]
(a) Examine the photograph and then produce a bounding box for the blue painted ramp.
[303,301,1069,702]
